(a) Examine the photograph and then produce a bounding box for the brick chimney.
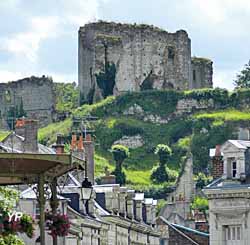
[52,134,65,154]
[15,119,38,152]
[211,145,223,179]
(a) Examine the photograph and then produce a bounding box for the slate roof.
[227,140,250,149]
[20,185,66,200]
[0,132,55,154]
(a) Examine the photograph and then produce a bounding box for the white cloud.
[213,69,237,91]
[0,70,29,83]
[0,0,101,82]
[61,0,99,26]
[0,16,59,62]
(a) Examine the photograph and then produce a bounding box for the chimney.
[105,191,113,213]
[126,190,135,219]
[152,200,157,226]
[112,185,119,214]
[71,134,77,151]
[52,134,65,154]
[118,187,127,217]
[134,193,144,222]
[15,119,25,137]
[15,119,38,152]
[144,198,153,224]
[238,127,250,140]
[84,134,95,184]
[211,145,223,179]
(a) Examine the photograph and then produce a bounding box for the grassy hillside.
[38,88,250,193]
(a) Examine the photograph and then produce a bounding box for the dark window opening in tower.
[168,47,175,59]
[193,70,196,81]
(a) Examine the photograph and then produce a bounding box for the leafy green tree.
[195,172,211,189]
[111,144,129,185]
[18,99,26,118]
[155,144,172,165]
[54,82,80,112]
[234,60,250,88]
[6,98,26,130]
[191,196,208,212]
[151,144,172,183]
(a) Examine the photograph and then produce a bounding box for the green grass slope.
[38,88,250,192]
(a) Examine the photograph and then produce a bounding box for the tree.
[191,196,208,213]
[151,144,172,183]
[154,144,172,165]
[234,60,250,88]
[111,144,129,185]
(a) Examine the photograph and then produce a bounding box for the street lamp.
[80,177,93,202]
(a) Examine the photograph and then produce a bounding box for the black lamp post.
[80,177,92,202]
[80,157,93,214]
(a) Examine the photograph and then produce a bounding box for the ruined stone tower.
[78,21,213,103]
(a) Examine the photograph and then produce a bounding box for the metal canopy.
[0,153,84,185]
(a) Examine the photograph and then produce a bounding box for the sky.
[1,0,250,90]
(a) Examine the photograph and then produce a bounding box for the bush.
[151,164,169,183]
[111,145,130,185]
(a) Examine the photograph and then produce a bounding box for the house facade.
[204,140,250,245]
[0,118,160,244]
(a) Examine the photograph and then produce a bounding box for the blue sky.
[1,0,250,90]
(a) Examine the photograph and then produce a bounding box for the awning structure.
[0,153,84,185]
[0,152,85,245]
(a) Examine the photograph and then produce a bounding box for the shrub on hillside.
[111,145,130,185]
[151,144,172,183]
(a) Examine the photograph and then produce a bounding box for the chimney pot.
[215,145,221,156]
[78,135,84,151]
[53,134,65,154]
[71,134,77,151]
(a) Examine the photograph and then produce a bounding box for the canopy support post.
[50,177,58,245]
[38,174,46,245]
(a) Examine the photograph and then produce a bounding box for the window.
[193,70,196,81]
[232,161,237,178]
[225,225,242,241]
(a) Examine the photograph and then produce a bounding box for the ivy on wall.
[95,62,116,98]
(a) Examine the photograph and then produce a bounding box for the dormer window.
[232,161,237,178]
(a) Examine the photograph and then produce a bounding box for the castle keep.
[0,76,55,128]
[78,21,213,102]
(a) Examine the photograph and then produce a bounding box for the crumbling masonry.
[0,76,55,129]
[78,21,213,102]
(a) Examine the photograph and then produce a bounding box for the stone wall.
[0,76,55,128]
[191,57,213,89]
[78,21,213,102]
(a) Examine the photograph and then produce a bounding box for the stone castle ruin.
[78,21,213,102]
[0,76,55,129]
